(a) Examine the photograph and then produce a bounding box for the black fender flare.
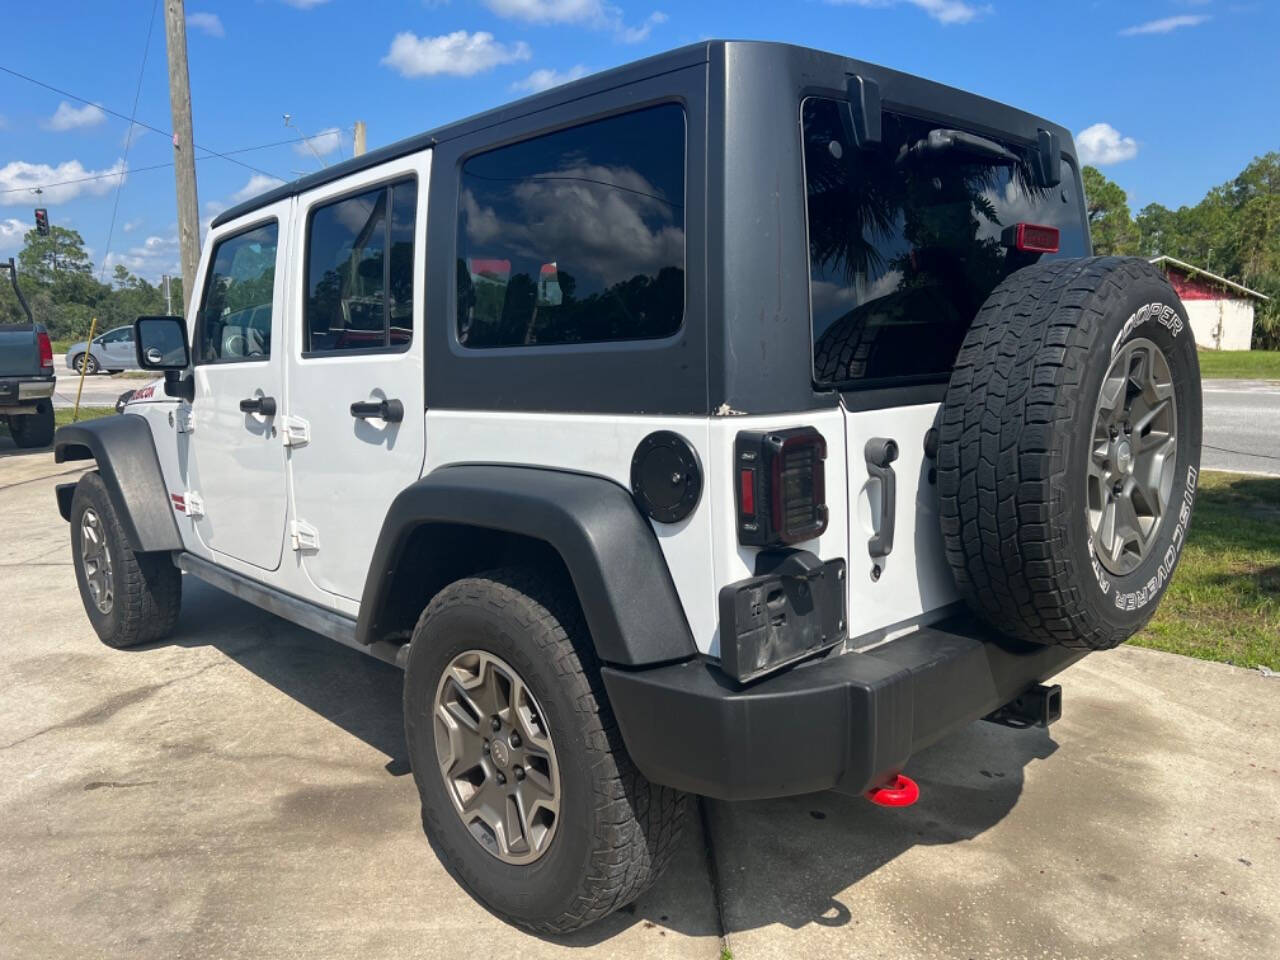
[355,464,697,667]
[53,414,183,553]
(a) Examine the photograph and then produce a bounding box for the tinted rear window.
[802,98,1087,388]
[456,103,685,349]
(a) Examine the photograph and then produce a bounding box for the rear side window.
[802,98,1087,388]
[456,103,685,349]
[304,179,417,354]
[196,222,278,363]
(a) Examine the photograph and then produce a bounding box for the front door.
[185,203,291,570]
[285,152,429,601]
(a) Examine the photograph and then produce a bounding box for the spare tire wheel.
[937,257,1202,650]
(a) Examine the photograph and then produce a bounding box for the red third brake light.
[1003,222,1060,254]
[37,330,53,370]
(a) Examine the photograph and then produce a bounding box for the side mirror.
[134,315,190,370]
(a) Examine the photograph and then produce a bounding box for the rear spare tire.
[938,257,1201,650]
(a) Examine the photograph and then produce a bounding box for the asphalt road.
[1202,379,1280,476]
[50,354,152,410]
[1,449,1277,960]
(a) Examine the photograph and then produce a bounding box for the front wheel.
[74,353,99,375]
[403,568,687,933]
[70,471,182,648]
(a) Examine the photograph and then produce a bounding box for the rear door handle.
[864,437,899,574]
[239,395,277,416]
[350,398,404,423]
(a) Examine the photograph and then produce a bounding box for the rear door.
[99,327,135,369]
[185,204,291,570]
[284,151,428,602]
[799,98,1089,641]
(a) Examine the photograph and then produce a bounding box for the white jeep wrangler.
[53,41,1201,933]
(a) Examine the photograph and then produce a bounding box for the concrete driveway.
[1,444,1277,959]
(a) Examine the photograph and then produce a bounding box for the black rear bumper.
[601,619,1084,801]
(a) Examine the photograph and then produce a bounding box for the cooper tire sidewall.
[403,593,596,924]
[1067,277,1202,632]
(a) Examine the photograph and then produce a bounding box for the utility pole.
[353,120,367,157]
[164,0,200,317]
[163,274,173,315]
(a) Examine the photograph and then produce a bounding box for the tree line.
[1084,152,1278,348]
[0,226,182,342]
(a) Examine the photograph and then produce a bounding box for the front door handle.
[350,398,404,423]
[864,437,899,576]
[239,395,277,416]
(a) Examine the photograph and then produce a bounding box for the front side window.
[803,98,1088,388]
[304,179,417,354]
[196,222,278,363]
[456,103,686,348]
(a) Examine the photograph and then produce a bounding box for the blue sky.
[2,0,1276,281]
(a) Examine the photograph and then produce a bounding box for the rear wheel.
[70,471,182,648]
[403,567,687,933]
[938,257,1202,650]
[8,401,54,448]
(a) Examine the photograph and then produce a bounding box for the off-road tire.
[70,471,182,648]
[73,353,99,375]
[403,567,688,933]
[938,257,1202,650]
[8,401,54,448]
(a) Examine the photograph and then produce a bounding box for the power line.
[0,63,283,180]
[99,0,159,283]
[0,138,300,196]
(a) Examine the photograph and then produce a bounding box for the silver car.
[64,325,139,375]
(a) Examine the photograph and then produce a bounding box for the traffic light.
[34,208,50,236]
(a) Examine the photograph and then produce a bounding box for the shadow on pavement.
[138,577,1049,945]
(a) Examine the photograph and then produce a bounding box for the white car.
[51,41,1202,934]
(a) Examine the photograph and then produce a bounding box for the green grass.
[50,339,74,354]
[1196,349,1280,380]
[1133,470,1279,670]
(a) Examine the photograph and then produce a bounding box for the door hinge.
[290,519,319,553]
[281,415,310,448]
[183,491,205,519]
[176,405,195,434]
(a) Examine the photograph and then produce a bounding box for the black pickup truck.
[1,258,56,448]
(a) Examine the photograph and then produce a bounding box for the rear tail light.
[1002,222,1060,254]
[735,427,828,546]
[37,331,53,370]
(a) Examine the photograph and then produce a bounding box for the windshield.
[802,98,1088,388]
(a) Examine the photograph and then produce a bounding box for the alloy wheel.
[433,650,561,865]
[1086,337,1178,576]
[80,507,115,614]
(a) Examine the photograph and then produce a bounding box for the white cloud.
[43,101,107,132]
[0,159,126,206]
[482,1,667,42]
[294,126,343,157]
[120,122,151,148]
[512,65,589,92]
[1076,123,1139,165]
[382,30,531,78]
[1119,14,1210,35]
[618,11,666,43]
[0,217,26,255]
[828,0,985,24]
[104,234,181,281]
[187,12,225,37]
[230,173,286,204]
[122,219,143,233]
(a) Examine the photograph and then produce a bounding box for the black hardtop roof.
[212,39,1069,230]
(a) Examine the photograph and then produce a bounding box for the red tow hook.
[865,773,919,808]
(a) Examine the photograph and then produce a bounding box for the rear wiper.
[896,128,1019,167]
